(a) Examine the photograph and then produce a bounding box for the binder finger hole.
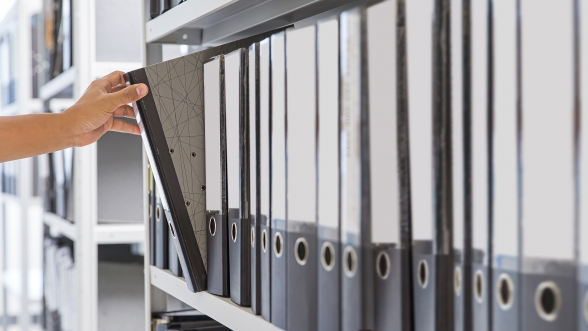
[535,281,561,321]
[231,222,237,242]
[321,242,335,271]
[156,206,161,221]
[294,237,308,266]
[250,226,255,247]
[261,230,268,253]
[417,260,428,288]
[343,246,357,278]
[474,270,485,303]
[209,217,217,236]
[376,251,390,280]
[454,266,462,295]
[497,273,514,310]
[168,222,176,238]
[274,232,283,257]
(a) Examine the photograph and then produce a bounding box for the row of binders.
[37,149,74,221]
[43,235,76,331]
[129,0,588,330]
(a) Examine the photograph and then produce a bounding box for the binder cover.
[52,149,66,219]
[521,1,577,329]
[225,48,251,306]
[150,168,157,266]
[249,42,262,315]
[204,55,229,297]
[471,0,490,329]
[317,16,341,331]
[63,148,74,221]
[367,1,412,330]
[156,179,170,270]
[340,7,374,331]
[169,225,183,277]
[492,0,519,329]
[259,37,272,322]
[270,31,287,329]
[285,25,318,331]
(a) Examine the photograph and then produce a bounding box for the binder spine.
[318,226,340,331]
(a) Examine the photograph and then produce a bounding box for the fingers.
[112,105,136,119]
[106,83,148,108]
[96,71,127,90]
[109,119,140,135]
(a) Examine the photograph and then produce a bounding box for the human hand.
[62,71,149,147]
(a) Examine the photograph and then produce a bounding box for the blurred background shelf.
[43,212,76,240]
[39,67,76,101]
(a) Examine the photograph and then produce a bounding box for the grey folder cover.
[270,31,287,329]
[249,42,262,315]
[225,48,251,306]
[367,1,412,330]
[285,25,318,331]
[339,7,374,331]
[258,37,272,322]
[520,1,577,330]
[52,149,66,219]
[204,55,230,297]
[63,148,74,221]
[317,16,341,331]
[150,169,157,266]
[169,225,183,277]
[156,182,170,270]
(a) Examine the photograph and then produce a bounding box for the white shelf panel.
[95,223,144,244]
[40,67,76,101]
[48,98,76,113]
[43,212,76,240]
[150,266,282,331]
[1,102,19,116]
[93,61,143,79]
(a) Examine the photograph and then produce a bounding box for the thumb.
[108,83,148,108]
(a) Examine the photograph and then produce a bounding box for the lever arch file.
[340,7,374,331]
[63,148,74,221]
[285,25,318,331]
[580,0,588,329]
[492,0,519,329]
[225,48,251,306]
[317,16,341,331]
[249,42,262,315]
[169,225,183,277]
[521,1,577,329]
[270,31,287,329]
[149,168,157,266]
[259,37,272,322]
[52,149,66,219]
[204,55,230,297]
[367,1,411,330]
[156,184,169,270]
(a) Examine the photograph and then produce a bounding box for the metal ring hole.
[343,246,357,278]
[168,222,176,238]
[231,222,237,242]
[376,251,390,280]
[156,206,161,221]
[454,266,462,295]
[417,260,429,288]
[273,232,283,257]
[294,237,308,266]
[250,226,255,248]
[320,242,335,271]
[261,230,267,252]
[535,281,561,322]
[497,273,514,310]
[209,217,216,236]
[474,270,485,303]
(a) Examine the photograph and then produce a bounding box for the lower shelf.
[149,266,281,331]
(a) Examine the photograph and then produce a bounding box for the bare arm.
[0,71,148,163]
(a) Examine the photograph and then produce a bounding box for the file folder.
[270,31,287,329]
[52,149,66,219]
[204,55,230,297]
[471,0,490,329]
[249,42,262,315]
[259,37,272,322]
[317,16,341,331]
[149,167,157,266]
[367,1,412,330]
[285,25,318,331]
[225,48,251,306]
[520,1,576,329]
[340,7,374,331]
[451,0,467,329]
[581,0,588,329]
[63,147,74,221]
[491,0,519,329]
[169,225,183,277]
[156,184,169,270]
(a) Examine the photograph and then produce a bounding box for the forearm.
[0,113,75,162]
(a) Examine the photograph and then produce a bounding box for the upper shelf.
[146,0,355,46]
[150,266,282,331]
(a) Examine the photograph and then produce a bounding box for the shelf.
[150,266,281,331]
[40,67,76,101]
[43,212,76,240]
[146,0,354,46]
[1,102,19,116]
[95,223,144,244]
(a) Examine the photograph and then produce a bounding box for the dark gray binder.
[204,55,230,297]
[150,168,157,266]
[52,149,66,219]
[169,225,183,277]
[367,1,412,330]
[316,16,341,331]
[285,25,318,331]
[520,1,577,330]
[249,42,262,315]
[270,31,287,329]
[225,48,251,306]
[156,181,169,270]
[63,148,74,221]
[339,7,374,331]
[258,37,272,322]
